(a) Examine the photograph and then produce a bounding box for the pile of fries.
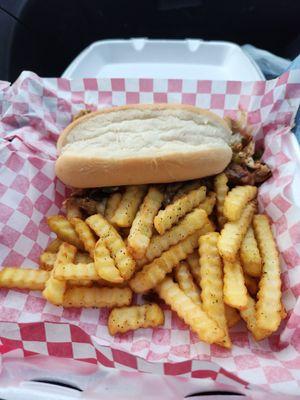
[0,175,285,346]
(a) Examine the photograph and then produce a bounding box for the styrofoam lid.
[62,39,264,81]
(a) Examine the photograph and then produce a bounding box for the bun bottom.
[55,146,232,188]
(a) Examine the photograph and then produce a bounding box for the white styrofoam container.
[62,39,264,81]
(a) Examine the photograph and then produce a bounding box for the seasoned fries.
[111,185,146,227]
[223,258,248,310]
[253,214,282,332]
[0,268,50,290]
[2,156,285,347]
[173,180,202,201]
[224,185,257,222]
[240,226,262,277]
[69,217,96,258]
[186,251,201,283]
[105,192,122,223]
[40,251,93,271]
[240,294,270,341]
[199,233,231,348]
[94,239,123,283]
[156,277,224,344]
[154,186,206,235]
[54,263,99,281]
[47,216,84,250]
[198,192,216,216]
[174,262,201,305]
[86,214,135,280]
[214,173,228,228]
[128,187,164,259]
[43,242,77,305]
[129,232,199,293]
[108,304,164,335]
[136,217,215,271]
[63,286,132,308]
[218,201,256,262]
[145,208,207,262]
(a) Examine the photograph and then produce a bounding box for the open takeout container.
[0,69,300,398]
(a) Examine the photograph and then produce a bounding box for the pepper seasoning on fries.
[0,154,284,346]
[43,242,77,305]
[199,232,231,348]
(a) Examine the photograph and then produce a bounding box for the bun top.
[55,104,232,188]
[57,104,231,155]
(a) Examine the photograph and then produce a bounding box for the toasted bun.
[56,104,232,188]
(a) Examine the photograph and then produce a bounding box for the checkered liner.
[0,71,300,395]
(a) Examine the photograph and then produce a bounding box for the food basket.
[0,41,300,399]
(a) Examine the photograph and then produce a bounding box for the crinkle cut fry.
[224,185,257,222]
[63,286,132,308]
[186,251,201,284]
[156,277,224,344]
[138,217,214,270]
[154,186,206,235]
[240,294,271,341]
[54,262,99,281]
[108,303,164,335]
[86,214,135,280]
[43,242,77,305]
[47,215,84,250]
[145,208,207,262]
[128,186,164,259]
[223,258,248,310]
[69,217,97,258]
[214,173,228,228]
[111,185,147,228]
[218,201,256,262]
[39,251,93,271]
[68,279,93,287]
[94,238,123,283]
[240,226,262,277]
[105,192,122,223]
[129,231,200,293]
[198,191,216,216]
[173,180,202,201]
[199,232,231,348]
[0,268,50,290]
[185,219,216,284]
[253,214,282,332]
[174,262,201,305]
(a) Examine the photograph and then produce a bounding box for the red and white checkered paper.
[0,71,300,396]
